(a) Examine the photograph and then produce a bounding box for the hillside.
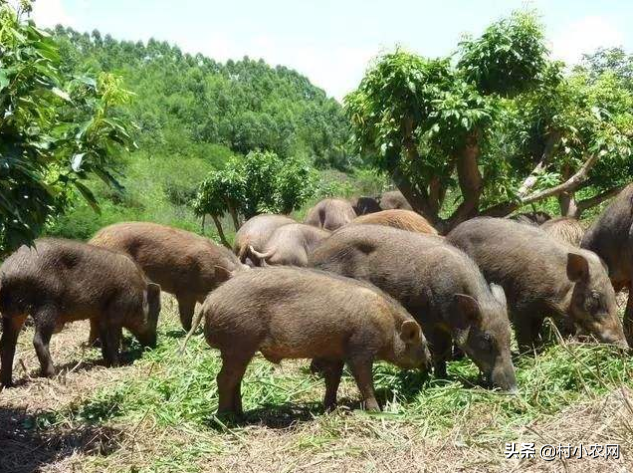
[45,27,369,242]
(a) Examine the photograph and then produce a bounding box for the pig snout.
[586,318,627,348]
[489,361,517,392]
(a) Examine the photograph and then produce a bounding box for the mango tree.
[346,11,632,233]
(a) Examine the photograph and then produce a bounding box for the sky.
[32,0,633,100]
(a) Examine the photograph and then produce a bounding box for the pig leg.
[347,357,379,411]
[99,321,122,367]
[624,286,632,348]
[515,314,544,354]
[103,326,122,367]
[176,293,196,332]
[217,350,254,415]
[320,359,344,411]
[86,318,101,347]
[428,328,452,379]
[32,309,58,378]
[0,315,27,387]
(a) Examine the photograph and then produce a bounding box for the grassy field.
[0,295,632,473]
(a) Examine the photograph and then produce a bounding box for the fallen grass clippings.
[1,296,632,472]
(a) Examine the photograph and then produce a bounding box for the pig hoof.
[41,368,57,378]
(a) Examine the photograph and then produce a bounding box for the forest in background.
[2,4,631,252]
[44,25,379,242]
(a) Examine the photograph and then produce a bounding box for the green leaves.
[194,151,317,222]
[0,2,135,254]
[457,10,547,97]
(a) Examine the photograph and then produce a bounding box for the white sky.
[32,0,633,100]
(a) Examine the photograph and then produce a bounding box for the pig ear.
[453,294,481,324]
[567,253,589,282]
[400,320,421,343]
[490,283,507,307]
[214,265,233,279]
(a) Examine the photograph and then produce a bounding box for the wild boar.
[247,223,330,267]
[304,198,356,231]
[0,239,161,387]
[309,225,516,391]
[379,190,413,211]
[509,211,552,226]
[350,196,382,216]
[541,217,585,247]
[90,222,246,332]
[183,267,431,414]
[447,217,626,351]
[233,214,296,264]
[352,209,439,235]
[581,184,633,347]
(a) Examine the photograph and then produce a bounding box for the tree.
[0,1,135,254]
[345,10,632,232]
[193,151,317,247]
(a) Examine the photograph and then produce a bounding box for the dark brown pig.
[247,223,330,267]
[309,225,516,391]
[0,239,161,387]
[509,211,551,226]
[304,198,356,231]
[541,217,585,247]
[352,209,439,235]
[183,267,431,414]
[90,222,246,332]
[233,214,296,263]
[350,196,382,216]
[447,217,627,351]
[379,190,413,211]
[581,184,633,347]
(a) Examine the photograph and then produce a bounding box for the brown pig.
[379,190,413,211]
[183,267,431,414]
[90,222,246,332]
[352,209,439,235]
[447,217,627,351]
[350,196,382,216]
[541,217,585,247]
[0,239,161,387]
[247,223,330,267]
[233,214,296,264]
[581,184,633,347]
[304,198,356,231]
[309,224,516,391]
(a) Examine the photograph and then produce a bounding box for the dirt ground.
[1,297,632,473]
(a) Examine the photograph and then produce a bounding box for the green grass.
[50,311,631,441]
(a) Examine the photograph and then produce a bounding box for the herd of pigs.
[0,186,631,416]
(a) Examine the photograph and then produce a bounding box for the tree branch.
[521,153,600,205]
[517,132,560,197]
[211,215,231,249]
[576,185,626,213]
[481,153,601,218]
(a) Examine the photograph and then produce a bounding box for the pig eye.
[586,291,601,313]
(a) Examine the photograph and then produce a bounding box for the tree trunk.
[558,165,577,217]
[211,215,231,249]
[444,131,482,233]
[226,202,241,231]
[558,192,578,217]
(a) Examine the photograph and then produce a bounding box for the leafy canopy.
[193,150,318,223]
[345,10,632,229]
[0,0,135,253]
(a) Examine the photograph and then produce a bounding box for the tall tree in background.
[346,11,632,233]
[0,0,135,253]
